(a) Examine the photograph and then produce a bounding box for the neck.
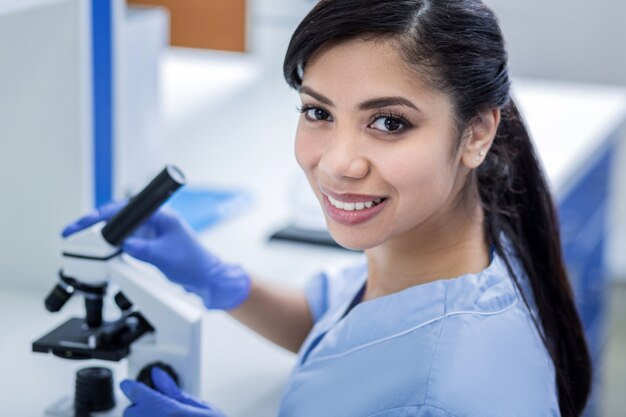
[363,198,490,302]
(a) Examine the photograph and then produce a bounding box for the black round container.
[74,367,116,417]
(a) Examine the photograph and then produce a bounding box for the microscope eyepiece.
[101,165,185,247]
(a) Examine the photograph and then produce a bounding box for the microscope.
[33,166,205,417]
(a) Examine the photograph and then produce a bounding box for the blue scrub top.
[278,236,560,416]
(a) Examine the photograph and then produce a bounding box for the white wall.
[485,0,626,86]
[0,0,92,292]
[247,0,315,69]
[115,6,169,198]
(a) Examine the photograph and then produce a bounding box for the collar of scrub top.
[299,240,520,366]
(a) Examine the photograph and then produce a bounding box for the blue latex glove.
[120,367,228,417]
[62,200,251,310]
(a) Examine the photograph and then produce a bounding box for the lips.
[319,185,387,203]
[320,186,388,226]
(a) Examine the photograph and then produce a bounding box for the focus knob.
[136,361,180,390]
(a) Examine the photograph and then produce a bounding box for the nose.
[318,133,370,181]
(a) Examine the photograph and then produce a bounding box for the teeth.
[327,196,383,211]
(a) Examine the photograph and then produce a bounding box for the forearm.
[226,277,314,353]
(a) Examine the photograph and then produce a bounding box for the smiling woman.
[63,1,593,416]
[281,0,592,416]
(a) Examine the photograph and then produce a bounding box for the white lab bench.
[2,50,625,416]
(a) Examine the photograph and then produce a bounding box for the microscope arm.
[109,255,205,398]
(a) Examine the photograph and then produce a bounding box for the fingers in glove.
[62,200,128,237]
[151,367,208,409]
[150,367,181,398]
[120,379,161,404]
[122,237,156,264]
[143,207,184,233]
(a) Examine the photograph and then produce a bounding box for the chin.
[327,225,386,251]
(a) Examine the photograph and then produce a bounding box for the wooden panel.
[127,0,246,52]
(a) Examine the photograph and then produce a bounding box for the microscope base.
[44,395,128,417]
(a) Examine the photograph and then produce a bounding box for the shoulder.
[420,296,560,416]
[415,237,560,416]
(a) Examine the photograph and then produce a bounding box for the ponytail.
[478,99,592,416]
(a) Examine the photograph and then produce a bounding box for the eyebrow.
[299,86,334,106]
[299,86,420,112]
[359,97,420,112]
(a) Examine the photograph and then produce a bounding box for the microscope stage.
[33,313,153,361]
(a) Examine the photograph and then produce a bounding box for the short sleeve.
[303,271,330,323]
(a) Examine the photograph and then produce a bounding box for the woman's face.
[295,38,470,250]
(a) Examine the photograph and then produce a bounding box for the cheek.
[383,142,455,210]
[294,127,321,172]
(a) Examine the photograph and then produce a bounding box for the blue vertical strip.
[92,0,114,207]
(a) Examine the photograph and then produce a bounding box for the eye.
[369,114,408,133]
[298,105,333,122]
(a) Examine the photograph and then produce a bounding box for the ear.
[459,108,500,169]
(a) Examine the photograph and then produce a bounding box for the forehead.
[302,38,450,113]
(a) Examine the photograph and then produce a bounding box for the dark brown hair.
[283,1,592,415]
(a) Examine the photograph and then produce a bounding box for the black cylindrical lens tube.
[114,291,133,311]
[101,165,185,247]
[85,297,104,328]
[44,283,73,312]
[74,367,116,416]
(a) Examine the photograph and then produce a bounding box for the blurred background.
[0,0,624,416]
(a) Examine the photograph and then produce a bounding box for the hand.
[120,367,228,417]
[62,200,251,310]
